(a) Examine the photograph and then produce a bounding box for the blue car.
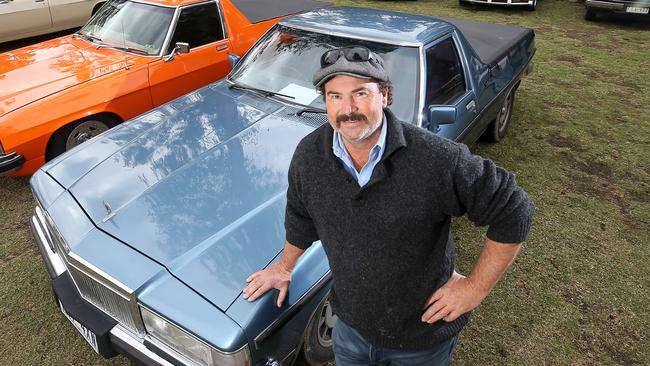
[30,6,535,366]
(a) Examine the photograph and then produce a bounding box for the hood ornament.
[102,200,116,223]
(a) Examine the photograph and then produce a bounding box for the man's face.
[324,75,388,146]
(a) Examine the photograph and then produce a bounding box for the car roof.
[280,6,455,47]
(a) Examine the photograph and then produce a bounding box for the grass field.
[1,0,649,365]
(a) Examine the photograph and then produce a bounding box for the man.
[243,46,534,365]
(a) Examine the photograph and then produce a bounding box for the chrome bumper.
[0,151,24,176]
[585,0,629,10]
[464,0,535,6]
[30,211,176,366]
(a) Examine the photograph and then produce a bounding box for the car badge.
[102,200,116,222]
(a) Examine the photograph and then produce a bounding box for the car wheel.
[91,2,105,15]
[46,115,118,161]
[301,295,337,366]
[526,0,537,11]
[585,8,598,21]
[484,87,515,143]
[459,0,471,6]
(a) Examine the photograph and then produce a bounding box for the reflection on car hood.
[0,36,139,117]
[44,82,323,310]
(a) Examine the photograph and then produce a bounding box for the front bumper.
[586,0,650,11]
[463,0,535,6]
[0,151,25,176]
[30,211,178,366]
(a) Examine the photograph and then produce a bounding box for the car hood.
[0,36,141,117]
[44,83,323,310]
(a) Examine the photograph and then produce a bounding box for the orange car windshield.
[80,0,174,56]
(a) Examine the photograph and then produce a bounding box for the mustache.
[336,112,369,123]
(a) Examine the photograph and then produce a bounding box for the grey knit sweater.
[285,109,534,350]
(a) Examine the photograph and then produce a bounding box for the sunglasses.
[320,46,377,68]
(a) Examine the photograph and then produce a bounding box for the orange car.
[0,0,324,176]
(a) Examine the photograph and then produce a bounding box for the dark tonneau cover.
[441,17,534,67]
[231,0,327,23]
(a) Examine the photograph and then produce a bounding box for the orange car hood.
[0,36,145,117]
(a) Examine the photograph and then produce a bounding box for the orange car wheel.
[46,115,119,161]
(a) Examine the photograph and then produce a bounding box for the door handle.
[216,44,228,51]
[35,0,45,2]
[0,0,14,4]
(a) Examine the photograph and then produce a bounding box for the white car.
[0,0,105,43]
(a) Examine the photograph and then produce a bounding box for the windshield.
[79,0,174,56]
[229,26,420,123]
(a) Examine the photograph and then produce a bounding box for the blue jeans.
[332,319,457,366]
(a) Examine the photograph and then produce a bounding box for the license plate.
[626,6,649,14]
[59,301,100,354]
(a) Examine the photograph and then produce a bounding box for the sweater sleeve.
[451,143,534,244]
[284,150,319,250]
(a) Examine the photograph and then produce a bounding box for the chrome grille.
[68,265,139,333]
[35,206,140,334]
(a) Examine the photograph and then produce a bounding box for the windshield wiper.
[228,81,295,100]
[110,46,150,56]
[74,32,104,44]
[296,107,326,116]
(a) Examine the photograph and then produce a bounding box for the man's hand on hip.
[243,263,292,307]
[421,271,486,324]
[421,239,522,324]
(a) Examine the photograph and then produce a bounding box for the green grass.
[1,0,649,364]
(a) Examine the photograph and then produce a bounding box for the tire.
[46,115,119,161]
[483,87,515,143]
[301,295,337,366]
[526,0,537,11]
[459,0,471,6]
[585,8,598,21]
[91,2,105,15]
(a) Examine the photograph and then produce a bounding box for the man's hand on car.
[244,263,292,307]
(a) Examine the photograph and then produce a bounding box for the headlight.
[140,306,251,366]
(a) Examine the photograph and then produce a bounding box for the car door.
[148,0,231,107]
[423,35,478,144]
[48,0,99,29]
[0,0,52,41]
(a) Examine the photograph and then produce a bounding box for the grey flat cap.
[313,46,389,87]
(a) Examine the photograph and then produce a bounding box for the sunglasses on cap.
[320,46,378,68]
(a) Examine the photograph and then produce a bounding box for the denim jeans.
[332,319,458,366]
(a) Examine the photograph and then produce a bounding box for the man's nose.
[342,95,358,114]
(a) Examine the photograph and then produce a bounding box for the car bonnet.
[44,82,323,311]
[0,36,141,117]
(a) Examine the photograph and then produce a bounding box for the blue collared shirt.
[332,114,387,187]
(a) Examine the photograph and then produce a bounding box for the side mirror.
[228,53,241,68]
[427,105,456,131]
[164,42,190,62]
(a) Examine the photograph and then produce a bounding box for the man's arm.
[421,238,522,323]
[243,241,305,307]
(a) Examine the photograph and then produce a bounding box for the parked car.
[0,0,324,177]
[29,6,535,366]
[584,0,650,20]
[460,0,537,11]
[0,0,106,43]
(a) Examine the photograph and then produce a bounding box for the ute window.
[425,37,466,105]
[167,2,224,53]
